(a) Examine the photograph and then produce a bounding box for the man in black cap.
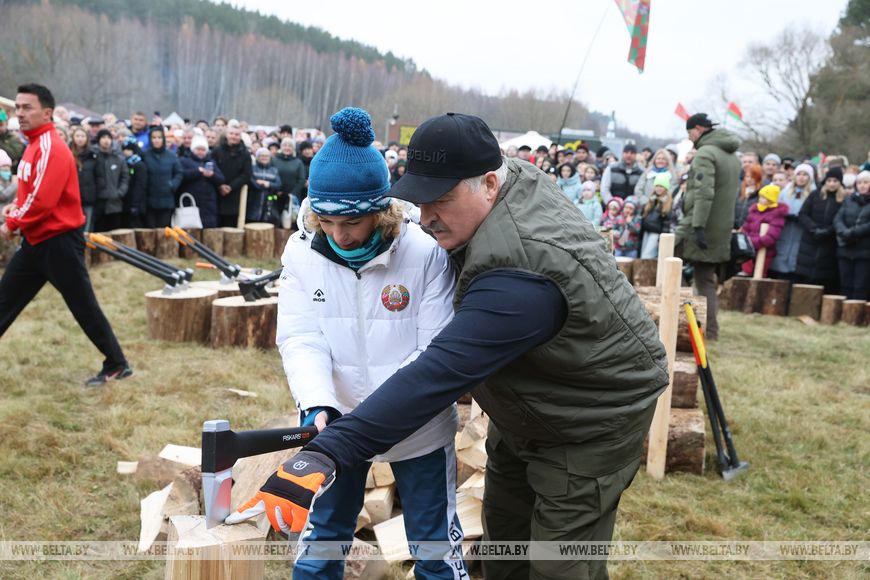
[600,143,644,203]
[674,113,741,340]
[228,112,669,579]
[87,116,105,145]
[516,144,532,162]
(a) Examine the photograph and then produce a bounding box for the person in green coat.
[675,113,741,340]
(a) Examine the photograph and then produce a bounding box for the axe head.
[202,420,234,528]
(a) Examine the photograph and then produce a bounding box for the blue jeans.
[293,443,467,580]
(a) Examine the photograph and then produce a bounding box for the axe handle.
[203,426,319,472]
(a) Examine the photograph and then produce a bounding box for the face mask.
[0,170,11,181]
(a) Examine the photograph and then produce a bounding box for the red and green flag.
[674,102,690,121]
[726,101,743,122]
[615,0,651,73]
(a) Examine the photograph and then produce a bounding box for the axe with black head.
[201,419,318,528]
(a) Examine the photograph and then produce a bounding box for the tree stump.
[820,295,846,325]
[210,295,278,350]
[635,287,707,352]
[633,259,658,287]
[201,228,224,257]
[221,227,245,257]
[244,223,274,260]
[90,232,113,265]
[615,257,634,284]
[165,515,265,580]
[108,228,136,250]
[145,287,217,343]
[179,228,202,260]
[788,284,824,319]
[156,231,180,260]
[751,279,790,316]
[641,408,705,474]
[840,300,866,326]
[274,227,292,259]
[190,280,240,299]
[672,354,699,409]
[720,276,753,311]
[135,228,157,256]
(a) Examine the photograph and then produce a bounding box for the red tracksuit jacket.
[6,122,85,245]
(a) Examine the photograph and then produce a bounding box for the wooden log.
[210,295,278,350]
[221,227,245,257]
[635,287,707,352]
[742,279,762,314]
[135,228,157,256]
[720,276,752,311]
[633,259,658,287]
[179,228,202,259]
[370,462,395,487]
[458,470,485,501]
[647,257,681,479]
[866,302,870,327]
[364,485,395,525]
[373,514,412,562]
[244,223,275,260]
[753,223,770,279]
[344,538,391,580]
[615,257,634,284]
[274,227,292,259]
[108,228,136,250]
[156,230,180,259]
[456,492,484,539]
[165,515,265,580]
[642,408,705,475]
[788,284,824,319]
[672,354,699,409]
[190,280,240,299]
[841,300,866,326]
[201,228,224,257]
[457,415,488,450]
[820,295,846,325]
[755,279,790,316]
[656,233,676,288]
[456,437,488,472]
[145,287,216,343]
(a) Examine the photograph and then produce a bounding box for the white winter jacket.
[276,216,458,463]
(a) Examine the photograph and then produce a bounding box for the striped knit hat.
[308,107,391,216]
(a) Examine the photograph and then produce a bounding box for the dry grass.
[0,262,868,579]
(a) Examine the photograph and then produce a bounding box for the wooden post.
[210,296,279,350]
[752,223,770,279]
[788,284,824,319]
[145,287,217,343]
[201,228,224,257]
[236,185,248,229]
[820,295,846,325]
[646,257,682,479]
[165,515,265,580]
[840,300,866,326]
[656,233,676,288]
[135,228,157,256]
[244,223,275,260]
[633,259,658,287]
[221,227,245,258]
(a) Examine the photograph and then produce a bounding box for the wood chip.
[117,461,138,475]
[225,388,258,398]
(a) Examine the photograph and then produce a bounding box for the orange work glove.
[224,450,335,534]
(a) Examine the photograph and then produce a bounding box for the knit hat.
[857,170,870,183]
[623,196,639,209]
[607,198,624,212]
[794,163,815,182]
[96,128,113,141]
[255,147,270,159]
[308,107,391,216]
[581,180,596,192]
[653,173,671,190]
[844,172,857,188]
[824,166,844,185]
[0,149,11,167]
[191,135,209,153]
[763,153,782,165]
[759,184,780,204]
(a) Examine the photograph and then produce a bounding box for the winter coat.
[641,199,675,235]
[770,185,809,274]
[634,168,677,206]
[740,203,788,277]
[556,173,582,203]
[0,130,24,170]
[212,143,253,217]
[179,154,225,229]
[575,197,603,225]
[613,214,641,253]
[796,189,843,281]
[277,215,458,463]
[601,160,644,203]
[247,162,282,223]
[142,147,183,210]
[272,153,306,197]
[674,128,741,263]
[734,191,758,229]
[95,149,130,214]
[76,149,99,206]
[834,193,870,260]
[123,159,148,217]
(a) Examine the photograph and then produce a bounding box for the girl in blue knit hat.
[267,108,467,579]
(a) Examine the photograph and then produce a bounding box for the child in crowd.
[556,163,582,203]
[576,180,603,225]
[601,197,624,232]
[640,173,674,259]
[740,184,789,277]
[771,170,789,191]
[614,197,641,258]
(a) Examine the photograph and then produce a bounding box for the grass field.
[0,260,868,579]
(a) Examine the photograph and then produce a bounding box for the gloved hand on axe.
[225,450,336,533]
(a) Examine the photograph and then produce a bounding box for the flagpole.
[556,0,612,147]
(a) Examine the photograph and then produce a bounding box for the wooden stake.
[236,185,248,229]
[646,257,682,480]
[752,223,770,279]
[656,233,675,288]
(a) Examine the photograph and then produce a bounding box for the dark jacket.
[123,158,148,217]
[740,203,788,277]
[142,130,183,210]
[95,149,130,214]
[796,188,843,281]
[272,153,305,198]
[212,143,253,217]
[248,162,282,223]
[76,149,99,206]
[834,193,870,260]
[179,154,225,229]
[603,160,644,201]
[734,191,759,229]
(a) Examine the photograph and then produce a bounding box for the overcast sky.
[228,0,847,139]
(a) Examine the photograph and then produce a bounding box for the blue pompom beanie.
[308,107,392,216]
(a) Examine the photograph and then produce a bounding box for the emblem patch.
[381,284,410,312]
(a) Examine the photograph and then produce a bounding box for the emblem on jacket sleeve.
[381,284,410,312]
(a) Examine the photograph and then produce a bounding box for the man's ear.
[483,171,500,202]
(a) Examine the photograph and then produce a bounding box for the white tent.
[163,111,185,126]
[499,131,552,151]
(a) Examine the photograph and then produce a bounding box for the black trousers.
[0,229,126,369]
[145,209,173,229]
[219,214,239,228]
[838,257,870,300]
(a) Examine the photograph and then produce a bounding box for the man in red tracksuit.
[0,83,131,386]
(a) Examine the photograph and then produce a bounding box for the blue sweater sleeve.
[305,270,568,473]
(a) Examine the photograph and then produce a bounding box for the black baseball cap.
[686,113,718,130]
[389,112,503,204]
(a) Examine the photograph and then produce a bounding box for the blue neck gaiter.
[327,229,384,270]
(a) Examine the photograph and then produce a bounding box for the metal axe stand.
[87,236,186,294]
